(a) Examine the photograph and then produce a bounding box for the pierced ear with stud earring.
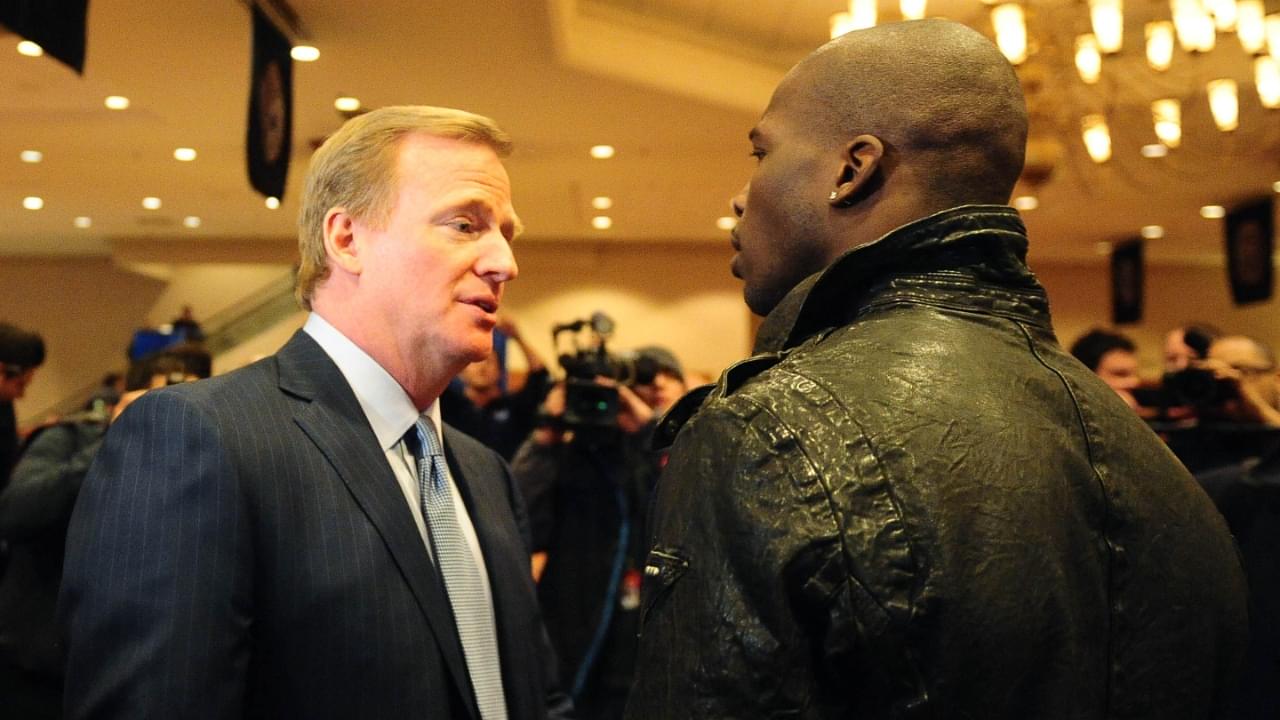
[830,190,855,208]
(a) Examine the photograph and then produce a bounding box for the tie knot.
[404,418,443,461]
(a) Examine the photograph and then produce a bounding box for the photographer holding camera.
[1188,336,1280,716]
[511,327,686,720]
[1197,335,1280,427]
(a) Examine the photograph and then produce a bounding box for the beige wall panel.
[143,264,291,328]
[2,257,165,425]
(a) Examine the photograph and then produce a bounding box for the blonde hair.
[295,105,513,309]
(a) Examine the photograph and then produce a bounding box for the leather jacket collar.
[754,204,1040,354]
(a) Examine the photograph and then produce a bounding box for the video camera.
[552,312,660,431]
[1158,327,1236,408]
[1133,327,1237,416]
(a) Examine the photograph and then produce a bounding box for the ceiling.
[1,0,1278,263]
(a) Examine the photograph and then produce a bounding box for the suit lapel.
[277,331,479,719]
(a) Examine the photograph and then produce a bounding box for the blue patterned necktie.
[405,419,508,720]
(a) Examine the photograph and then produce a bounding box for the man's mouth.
[462,296,499,313]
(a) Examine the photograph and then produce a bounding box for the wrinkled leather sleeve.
[628,374,925,719]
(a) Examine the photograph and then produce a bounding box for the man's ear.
[323,208,363,275]
[830,134,885,208]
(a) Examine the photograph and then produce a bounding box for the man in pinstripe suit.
[59,106,573,720]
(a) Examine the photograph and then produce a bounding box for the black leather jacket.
[626,206,1248,720]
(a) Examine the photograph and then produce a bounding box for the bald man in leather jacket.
[626,19,1247,720]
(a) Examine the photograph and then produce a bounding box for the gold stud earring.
[828,191,839,200]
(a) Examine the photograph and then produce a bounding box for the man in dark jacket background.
[0,323,45,486]
[626,19,1248,720]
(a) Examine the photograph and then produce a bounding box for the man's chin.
[743,286,779,318]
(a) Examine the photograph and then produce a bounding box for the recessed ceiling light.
[265,196,281,210]
[1140,225,1165,239]
[591,196,613,210]
[73,216,92,229]
[591,215,613,230]
[716,216,737,230]
[1012,195,1038,210]
[104,95,130,110]
[142,196,162,210]
[1273,180,1280,193]
[16,40,43,57]
[291,45,320,62]
[19,150,43,163]
[1200,205,1226,219]
[22,196,43,210]
[589,145,615,159]
[183,216,202,228]
[1140,144,1169,158]
[1095,241,1111,255]
[334,96,361,112]
[173,147,197,162]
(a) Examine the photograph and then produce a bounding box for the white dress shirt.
[303,313,493,602]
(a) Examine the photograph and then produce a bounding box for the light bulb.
[992,4,1028,64]
[1207,78,1239,131]
[1076,35,1102,83]
[1082,114,1112,163]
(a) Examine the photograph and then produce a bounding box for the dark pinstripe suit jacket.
[59,331,572,719]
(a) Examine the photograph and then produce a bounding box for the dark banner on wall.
[0,0,90,73]
[246,4,293,200]
[1111,239,1144,325]
[1225,197,1274,306]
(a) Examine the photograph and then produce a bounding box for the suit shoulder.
[442,423,504,464]
[122,354,286,437]
[157,354,280,404]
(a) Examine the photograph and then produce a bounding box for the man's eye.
[449,219,475,233]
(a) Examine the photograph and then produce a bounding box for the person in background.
[1191,334,1280,716]
[0,324,45,487]
[1202,334,1280,427]
[1164,323,1221,372]
[627,19,1247,720]
[511,349,685,720]
[1069,328,1142,410]
[169,305,205,342]
[0,349,208,720]
[628,346,687,416]
[443,316,551,460]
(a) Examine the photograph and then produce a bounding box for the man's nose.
[478,232,518,283]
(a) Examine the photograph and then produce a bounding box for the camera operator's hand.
[593,376,654,434]
[495,315,546,373]
[1198,357,1280,426]
[531,383,568,445]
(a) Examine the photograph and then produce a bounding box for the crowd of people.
[0,16,1270,720]
[1072,324,1280,717]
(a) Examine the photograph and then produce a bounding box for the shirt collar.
[303,313,442,450]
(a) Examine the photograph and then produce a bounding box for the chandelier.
[828,0,1280,193]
